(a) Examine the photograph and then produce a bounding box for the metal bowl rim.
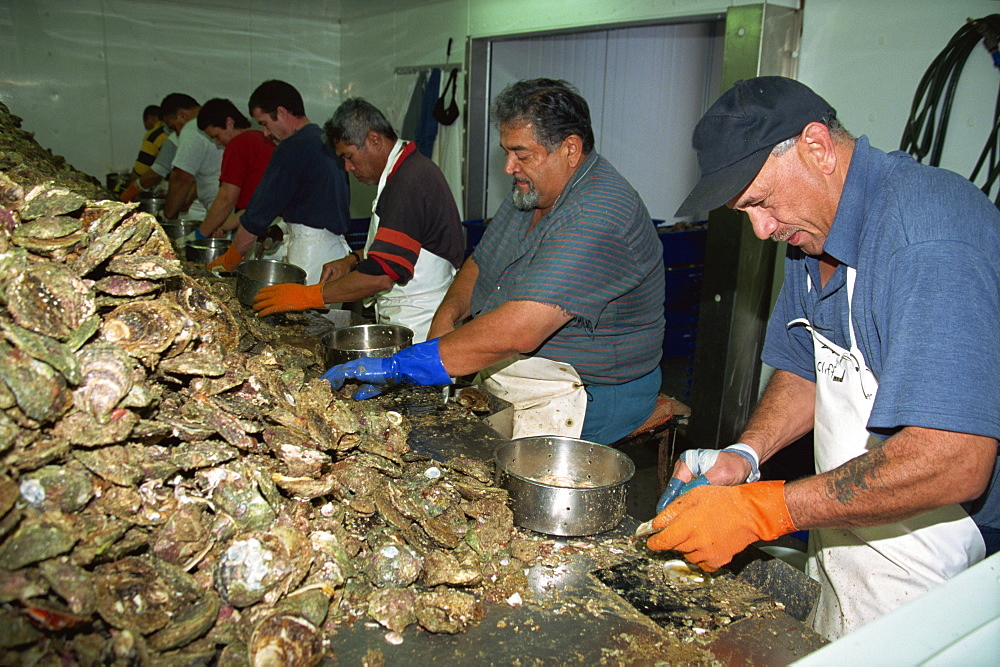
[493,436,635,490]
[320,324,413,349]
[236,258,306,278]
[186,238,230,247]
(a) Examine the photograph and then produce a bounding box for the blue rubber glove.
[655,444,762,513]
[321,338,452,400]
[656,475,709,513]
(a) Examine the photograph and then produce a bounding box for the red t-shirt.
[220,130,275,209]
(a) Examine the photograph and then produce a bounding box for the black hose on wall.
[900,14,1000,206]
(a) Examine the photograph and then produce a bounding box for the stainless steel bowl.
[235,259,307,307]
[136,193,165,218]
[320,324,413,367]
[160,220,200,248]
[494,436,634,536]
[185,238,230,264]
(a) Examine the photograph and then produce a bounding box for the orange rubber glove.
[207,244,243,272]
[252,283,326,316]
[119,183,141,203]
[646,480,796,572]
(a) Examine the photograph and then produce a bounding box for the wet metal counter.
[329,387,826,664]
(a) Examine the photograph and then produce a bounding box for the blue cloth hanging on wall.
[414,68,441,158]
[401,70,427,142]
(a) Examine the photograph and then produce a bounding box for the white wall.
[2,0,996,208]
[798,0,1000,186]
[0,0,344,182]
[342,0,999,217]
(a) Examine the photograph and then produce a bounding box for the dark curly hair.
[248,80,305,119]
[159,93,199,118]
[197,98,251,132]
[491,78,594,154]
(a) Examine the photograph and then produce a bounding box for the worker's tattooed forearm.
[824,445,888,504]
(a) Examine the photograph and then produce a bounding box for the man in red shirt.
[193,98,276,239]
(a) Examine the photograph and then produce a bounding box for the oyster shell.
[0,340,72,423]
[367,587,417,632]
[19,462,93,513]
[414,589,485,634]
[248,611,324,667]
[73,342,134,423]
[213,526,311,607]
[18,182,85,219]
[6,262,95,340]
[0,510,78,569]
[101,299,189,357]
[106,254,183,280]
[93,555,202,635]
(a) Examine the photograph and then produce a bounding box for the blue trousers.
[580,366,661,445]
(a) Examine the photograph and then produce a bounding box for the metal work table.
[331,387,825,664]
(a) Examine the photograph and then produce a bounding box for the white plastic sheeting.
[488,22,724,222]
[0,0,343,182]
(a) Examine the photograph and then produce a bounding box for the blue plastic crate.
[658,222,708,267]
[463,219,486,257]
[662,326,697,358]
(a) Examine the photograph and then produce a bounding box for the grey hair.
[324,97,398,148]
[491,78,595,154]
[771,114,853,157]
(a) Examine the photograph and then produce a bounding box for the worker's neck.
[288,115,312,133]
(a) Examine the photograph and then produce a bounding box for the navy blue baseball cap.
[675,76,836,217]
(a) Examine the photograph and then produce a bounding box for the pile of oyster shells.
[0,102,523,664]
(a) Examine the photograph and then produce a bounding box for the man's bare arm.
[199,182,240,236]
[437,298,573,377]
[787,427,997,529]
[163,168,195,220]
[427,256,479,339]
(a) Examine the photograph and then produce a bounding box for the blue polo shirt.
[241,123,349,236]
[471,152,664,385]
[763,135,1000,534]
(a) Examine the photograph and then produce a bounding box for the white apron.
[364,140,456,343]
[795,267,985,640]
[285,222,352,293]
[480,355,587,440]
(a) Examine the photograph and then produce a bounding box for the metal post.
[686,3,802,448]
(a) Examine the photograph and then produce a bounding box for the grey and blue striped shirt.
[471,152,664,385]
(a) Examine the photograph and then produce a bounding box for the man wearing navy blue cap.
[646,76,1000,639]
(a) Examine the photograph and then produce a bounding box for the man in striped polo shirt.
[324,79,664,446]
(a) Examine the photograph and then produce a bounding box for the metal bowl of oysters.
[494,436,634,537]
[235,258,307,306]
[321,324,413,367]
[185,238,230,264]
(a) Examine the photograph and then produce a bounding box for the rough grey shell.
[6,263,96,340]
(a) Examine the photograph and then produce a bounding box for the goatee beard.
[512,179,539,211]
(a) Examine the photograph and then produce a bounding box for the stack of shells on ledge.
[0,101,528,665]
